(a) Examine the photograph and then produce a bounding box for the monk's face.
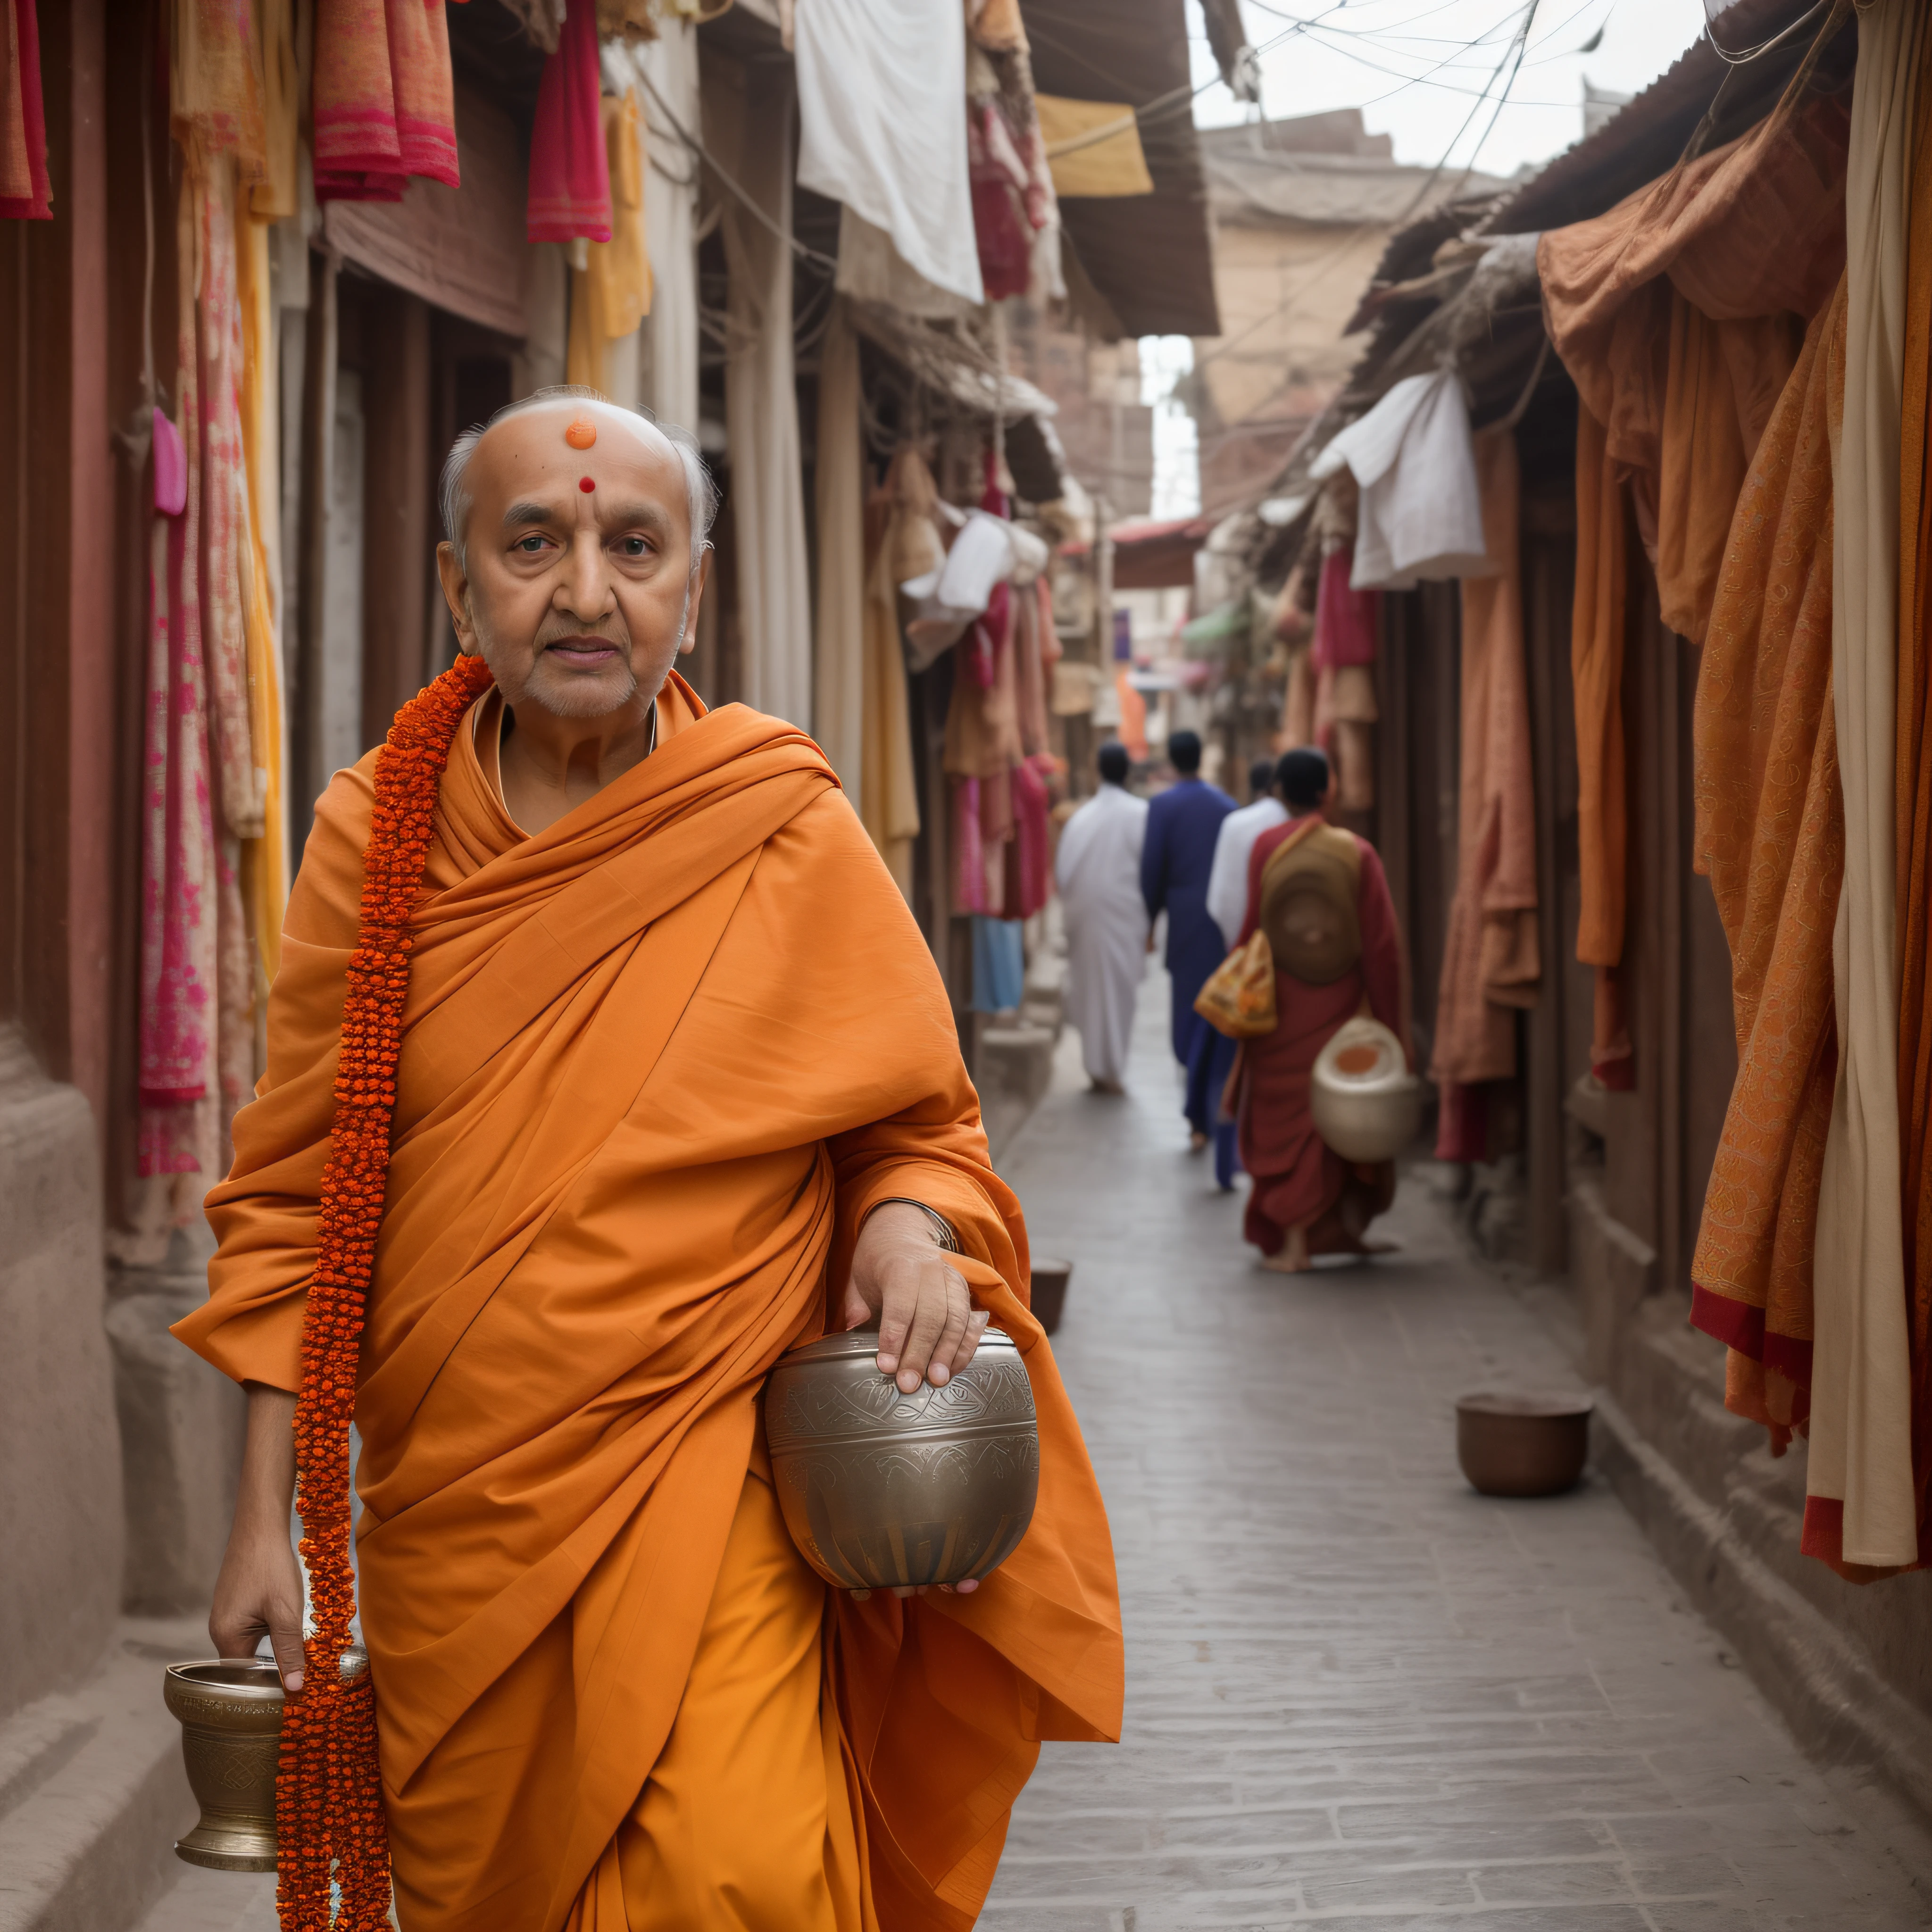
[437,400,710,721]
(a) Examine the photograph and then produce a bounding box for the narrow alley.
[982,975,1932,1932]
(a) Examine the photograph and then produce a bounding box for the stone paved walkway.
[134,973,1932,1932]
[981,973,1932,1932]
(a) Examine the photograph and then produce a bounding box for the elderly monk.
[1232,747,1406,1274]
[175,391,1122,1932]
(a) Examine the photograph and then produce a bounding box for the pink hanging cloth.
[527,0,611,242]
[0,0,51,219]
[312,0,460,204]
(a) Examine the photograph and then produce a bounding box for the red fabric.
[1005,755,1053,920]
[969,102,1032,300]
[1434,1081,1488,1162]
[1311,547,1377,671]
[1234,821,1406,1254]
[0,0,50,221]
[527,0,611,242]
[312,0,459,205]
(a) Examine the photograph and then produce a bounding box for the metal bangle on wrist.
[869,1197,961,1254]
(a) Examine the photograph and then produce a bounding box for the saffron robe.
[174,675,1123,1932]
[1232,816,1405,1257]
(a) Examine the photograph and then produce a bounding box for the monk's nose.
[557,530,615,621]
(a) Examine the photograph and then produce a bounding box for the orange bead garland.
[276,650,495,1931]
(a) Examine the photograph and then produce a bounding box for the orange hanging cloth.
[175,666,1122,1932]
[1689,281,1848,1453]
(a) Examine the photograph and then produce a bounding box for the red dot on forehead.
[579,476,595,493]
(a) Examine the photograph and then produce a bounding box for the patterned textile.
[1689,283,1846,1455]
[313,0,459,204]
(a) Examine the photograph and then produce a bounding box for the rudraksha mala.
[278,651,494,1930]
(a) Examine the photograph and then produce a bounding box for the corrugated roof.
[1480,0,1855,236]
[1021,0,1222,339]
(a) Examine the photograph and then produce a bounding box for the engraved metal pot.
[163,1646,368,1871]
[766,1326,1039,1592]
[162,1659,284,1871]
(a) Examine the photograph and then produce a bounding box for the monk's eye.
[515,535,549,553]
[614,536,650,558]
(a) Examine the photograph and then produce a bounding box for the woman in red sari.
[1233,748,1407,1272]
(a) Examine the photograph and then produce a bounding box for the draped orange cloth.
[1899,20,1932,1562]
[175,676,1122,1932]
[1689,282,1848,1451]
[1430,429,1540,1095]
[1542,90,1848,1089]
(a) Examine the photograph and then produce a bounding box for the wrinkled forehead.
[469,401,690,520]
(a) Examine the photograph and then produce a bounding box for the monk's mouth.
[544,637,624,667]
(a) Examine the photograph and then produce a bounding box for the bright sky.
[1138,0,1713,518]
[1189,0,1713,177]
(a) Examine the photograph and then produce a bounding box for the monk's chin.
[510,660,642,720]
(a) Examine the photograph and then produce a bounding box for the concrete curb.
[0,1619,201,1932]
[1590,1389,1932,1901]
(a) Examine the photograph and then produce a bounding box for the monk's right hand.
[210,1383,307,1693]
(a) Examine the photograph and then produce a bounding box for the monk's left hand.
[845,1201,990,1396]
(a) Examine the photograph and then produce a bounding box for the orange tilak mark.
[565,417,597,450]
[277,650,495,1931]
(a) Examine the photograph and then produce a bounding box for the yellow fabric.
[568,91,652,391]
[1036,97,1153,200]
[250,0,300,220]
[567,1462,873,1932]
[235,191,286,989]
[859,451,929,894]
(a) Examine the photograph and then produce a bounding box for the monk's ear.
[436,541,476,648]
[679,547,713,655]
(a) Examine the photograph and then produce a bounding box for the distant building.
[1004,298,1155,516]
[1187,109,1508,516]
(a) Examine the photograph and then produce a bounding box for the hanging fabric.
[529,0,612,240]
[1690,285,1844,1468]
[1432,431,1540,1132]
[1807,0,1926,1576]
[0,0,50,218]
[312,0,460,203]
[566,87,650,391]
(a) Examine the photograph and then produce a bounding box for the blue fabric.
[1184,1015,1241,1190]
[1140,776,1237,1063]
[971,916,1026,1015]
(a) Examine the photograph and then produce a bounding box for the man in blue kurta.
[1140,730,1236,1151]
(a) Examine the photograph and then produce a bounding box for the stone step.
[0,1618,202,1932]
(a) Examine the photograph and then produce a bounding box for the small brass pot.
[1456,1391,1593,1497]
[163,1646,369,1871]
[766,1326,1039,1592]
[162,1659,284,1871]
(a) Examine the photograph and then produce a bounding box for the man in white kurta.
[1055,743,1150,1092]
[1206,755,1291,949]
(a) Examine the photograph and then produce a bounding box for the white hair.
[439,384,717,571]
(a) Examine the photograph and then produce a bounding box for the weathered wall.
[0,1034,124,1720]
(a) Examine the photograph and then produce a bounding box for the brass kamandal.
[163,1646,369,1872]
[766,1326,1039,1593]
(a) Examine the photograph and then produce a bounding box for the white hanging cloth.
[794,0,984,306]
